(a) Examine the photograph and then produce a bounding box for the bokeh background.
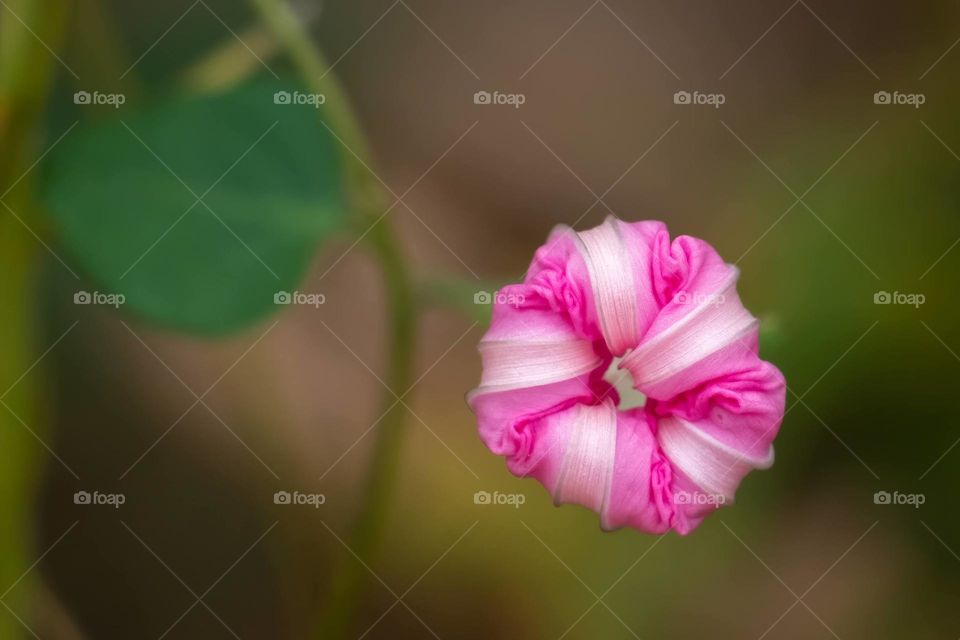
[1,0,959,637]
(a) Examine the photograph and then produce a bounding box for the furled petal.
[468,216,785,535]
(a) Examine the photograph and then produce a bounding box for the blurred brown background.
[12,0,960,637]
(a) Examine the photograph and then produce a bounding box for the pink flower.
[468,217,785,535]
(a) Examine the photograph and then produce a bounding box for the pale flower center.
[603,356,646,411]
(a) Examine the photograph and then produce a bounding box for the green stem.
[248,0,375,199]
[1,0,71,635]
[248,1,418,636]
[319,222,416,638]
[0,219,38,640]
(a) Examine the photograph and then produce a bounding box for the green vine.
[249,0,418,636]
[0,0,73,636]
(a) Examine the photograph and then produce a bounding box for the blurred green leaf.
[43,78,344,335]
